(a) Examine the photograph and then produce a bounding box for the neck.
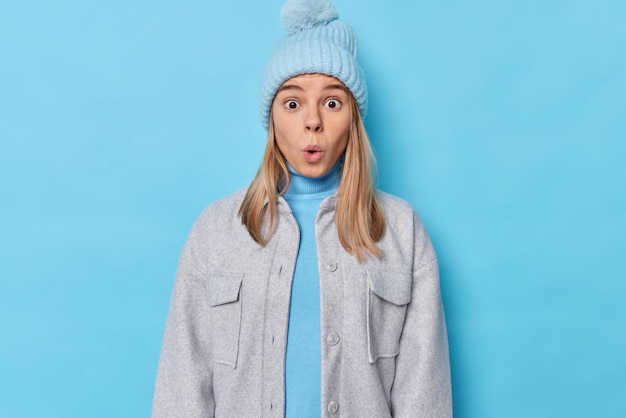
[284,159,342,197]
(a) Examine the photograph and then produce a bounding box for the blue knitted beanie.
[259,0,368,130]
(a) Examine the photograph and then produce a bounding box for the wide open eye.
[284,100,300,110]
[325,99,342,110]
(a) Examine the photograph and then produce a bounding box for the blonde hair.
[238,97,385,261]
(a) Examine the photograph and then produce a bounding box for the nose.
[305,106,322,133]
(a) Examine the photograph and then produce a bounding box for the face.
[272,73,351,178]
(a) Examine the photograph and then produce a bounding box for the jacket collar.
[275,194,338,213]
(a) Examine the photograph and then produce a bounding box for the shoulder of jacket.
[376,190,417,219]
[202,188,246,214]
[192,188,247,227]
[376,190,431,242]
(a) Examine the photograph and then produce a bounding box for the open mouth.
[304,145,322,153]
[303,147,323,162]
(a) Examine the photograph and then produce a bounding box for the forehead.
[277,73,348,93]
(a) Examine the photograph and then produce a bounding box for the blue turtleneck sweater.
[283,160,342,417]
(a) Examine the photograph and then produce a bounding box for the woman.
[153,0,452,416]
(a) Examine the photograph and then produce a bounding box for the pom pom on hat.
[280,0,339,34]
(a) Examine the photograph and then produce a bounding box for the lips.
[303,145,323,163]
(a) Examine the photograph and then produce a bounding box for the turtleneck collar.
[283,157,343,198]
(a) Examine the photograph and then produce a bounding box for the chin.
[305,166,329,178]
[293,167,317,178]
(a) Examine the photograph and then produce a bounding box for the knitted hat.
[259,0,368,130]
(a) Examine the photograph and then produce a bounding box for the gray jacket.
[153,190,452,417]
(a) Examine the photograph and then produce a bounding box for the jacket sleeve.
[390,214,452,417]
[152,222,215,418]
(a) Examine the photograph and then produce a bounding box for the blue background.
[1,0,625,416]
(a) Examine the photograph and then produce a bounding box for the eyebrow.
[276,84,304,93]
[324,84,348,93]
[276,83,348,94]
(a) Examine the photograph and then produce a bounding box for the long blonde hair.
[238,96,385,261]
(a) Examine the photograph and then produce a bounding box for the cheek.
[334,117,351,151]
[337,135,349,156]
[274,125,292,153]
[272,109,297,139]
[272,111,287,143]
[274,130,289,158]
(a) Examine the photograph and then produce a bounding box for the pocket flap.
[366,268,412,306]
[207,272,244,307]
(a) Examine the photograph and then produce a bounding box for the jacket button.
[327,333,340,346]
[325,261,338,272]
[328,401,339,414]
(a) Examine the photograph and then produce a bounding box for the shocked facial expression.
[272,74,351,178]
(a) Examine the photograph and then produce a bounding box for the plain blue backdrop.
[1,0,625,417]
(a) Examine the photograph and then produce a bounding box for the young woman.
[152,0,452,416]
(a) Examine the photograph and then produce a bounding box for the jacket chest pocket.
[366,269,413,364]
[207,272,244,368]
